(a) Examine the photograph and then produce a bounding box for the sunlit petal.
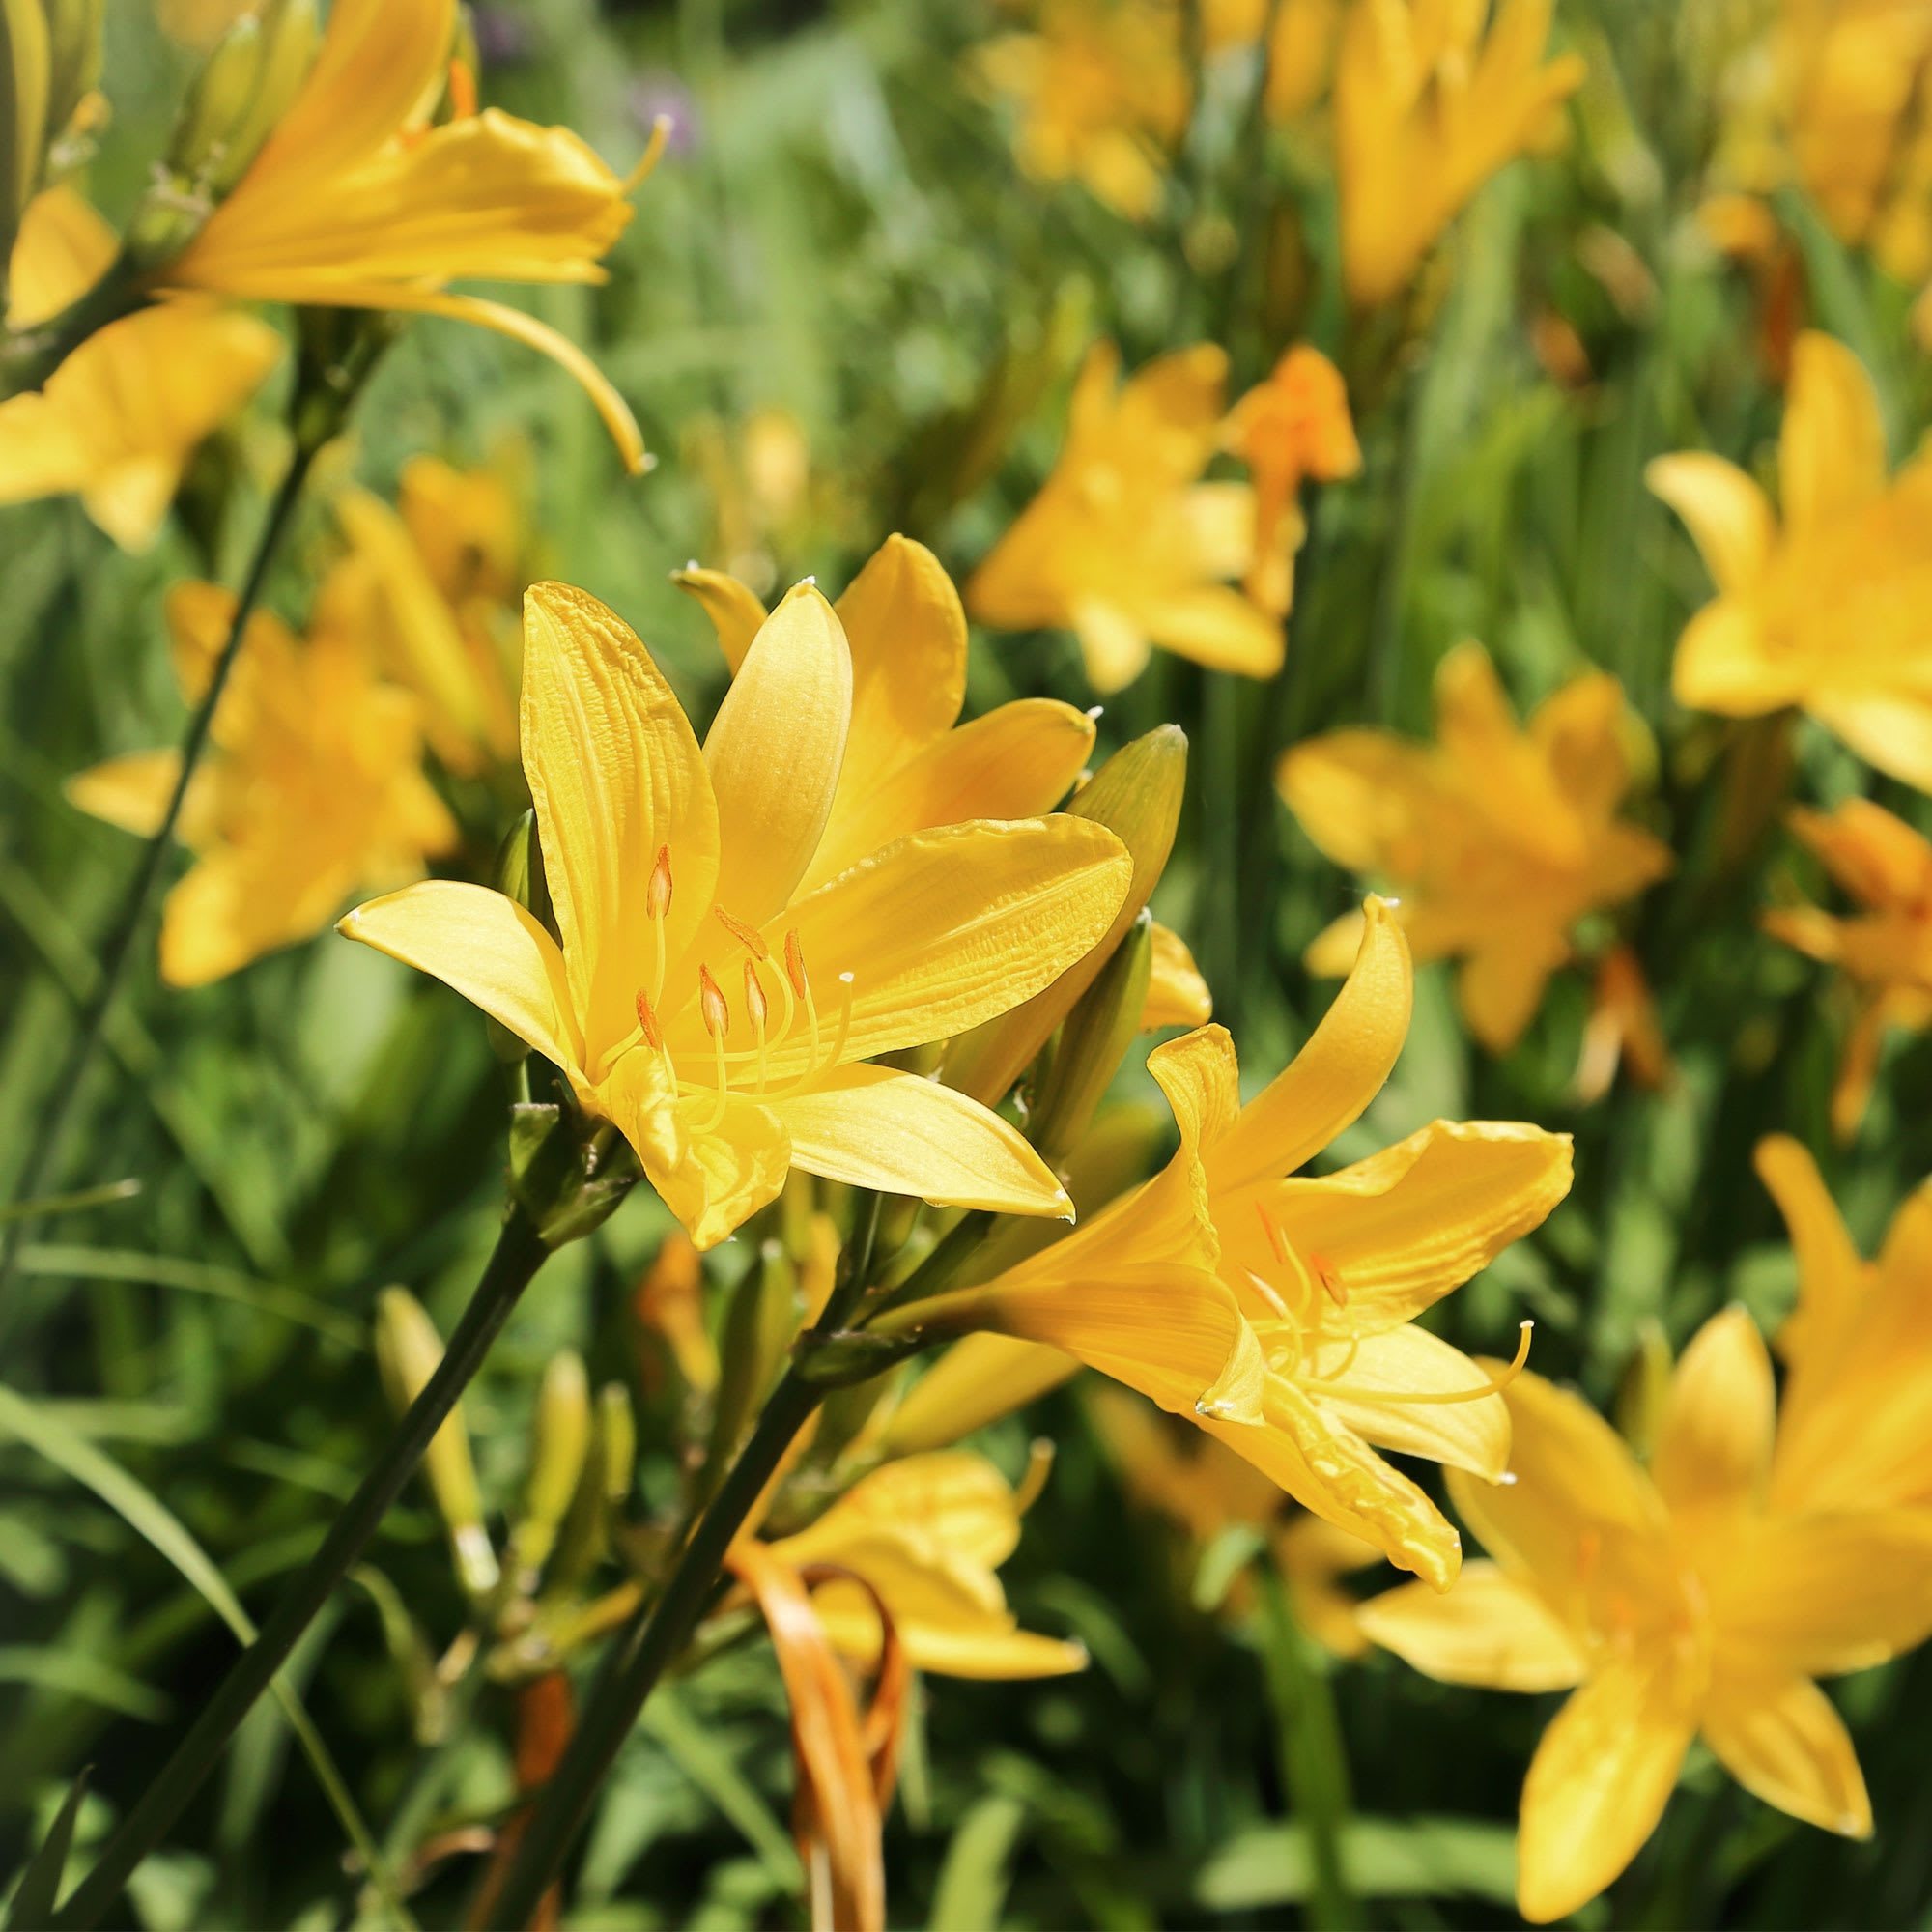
[1356,1560,1586,1691]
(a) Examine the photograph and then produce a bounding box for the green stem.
[0,256,147,400]
[51,1210,552,1930]
[1257,1564,1358,1931]
[484,1194,888,1928]
[0,445,316,1309]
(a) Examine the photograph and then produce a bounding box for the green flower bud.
[944,724,1187,1106]
[1028,910,1153,1166]
[207,0,315,195]
[509,1350,590,1588]
[0,0,51,247]
[163,0,316,200]
[41,0,99,160]
[374,1287,499,1599]
[597,1381,636,1505]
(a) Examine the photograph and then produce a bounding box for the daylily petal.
[1355,1559,1587,1690]
[1670,598,1797,716]
[1277,728,1432,875]
[1702,1673,1872,1839]
[520,582,718,1061]
[802,697,1095,895]
[1209,896,1412,1192]
[704,584,853,927]
[338,880,583,1076]
[873,1334,1080,1456]
[1780,331,1888,533]
[1650,1305,1774,1522]
[65,751,186,839]
[762,818,1130,1072]
[602,1050,789,1250]
[1706,1511,1932,1678]
[834,535,968,795]
[1806,690,1932,794]
[1754,1134,1865,1370]
[1226,1121,1572,1337]
[1515,1658,1697,1924]
[1528,671,1633,819]
[1457,935,1565,1050]
[1303,1324,1511,1478]
[775,1065,1070,1217]
[674,565,765,674]
[1140,588,1284,678]
[1070,598,1155,694]
[807,1571,1087,1679]
[1645,453,1776,593]
[8,185,117,327]
[1445,1371,1665,1613]
[1143,921,1213,1029]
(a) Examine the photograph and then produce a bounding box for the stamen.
[634,988,663,1051]
[446,57,477,118]
[695,967,731,1132]
[1300,1321,1534,1406]
[648,845,672,1006]
[745,962,770,1092]
[1255,1201,1292,1266]
[621,115,670,194]
[1240,1264,1292,1321]
[715,906,768,960]
[770,972,855,1099]
[1310,1250,1347,1309]
[787,933,822,1067]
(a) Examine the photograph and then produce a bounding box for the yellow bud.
[597,1381,636,1505]
[510,1349,590,1585]
[165,9,262,184]
[1615,1319,1674,1464]
[1028,911,1153,1165]
[373,1288,498,1598]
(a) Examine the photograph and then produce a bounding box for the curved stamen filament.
[693,966,731,1132]
[647,846,673,1008]
[1299,1321,1534,1406]
[745,961,770,1093]
[770,972,855,1100]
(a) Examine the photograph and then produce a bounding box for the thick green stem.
[485,1194,888,1928]
[1257,1564,1358,1931]
[51,1210,553,1930]
[0,442,316,1311]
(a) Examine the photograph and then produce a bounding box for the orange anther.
[1310,1250,1347,1308]
[743,962,769,1032]
[647,845,673,920]
[714,906,768,960]
[698,966,729,1037]
[634,988,663,1050]
[1254,1200,1292,1266]
[446,56,478,119]
[783,928,810,1000]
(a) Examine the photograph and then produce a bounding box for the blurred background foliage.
[8,0,1932,1925]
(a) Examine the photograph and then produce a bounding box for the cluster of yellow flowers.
[20,2,1932,1927]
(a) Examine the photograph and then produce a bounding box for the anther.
[648,846,673,921]
[1310,1250,1347,1309]
[634,987,664,1051]
[446,57,478,118]
[715,906,768,960]
[1255,1201,1292,1266]
[783,928,809,1000]
[698,966,729,1038]
[743,962,769,1034]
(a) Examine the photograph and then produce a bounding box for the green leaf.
[0,1179,139,1227]
[3,1765,89,1929]
[1196,1817,1519,1910]
[928,1792,1029,1932]
[0,1646,169,1721]
[641,1687,802,1892]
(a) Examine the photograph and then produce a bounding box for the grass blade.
[4,1766,89,1928]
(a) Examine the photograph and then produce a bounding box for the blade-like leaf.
[3,1765,90,1929]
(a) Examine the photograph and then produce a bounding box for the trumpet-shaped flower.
[967,342,1278,693]
[1754,1134,1932,1516]
[971,0,1189,222]
[1357,1308,1932,1922]
[67,582,458,986]
[1279,642,1672,1052]
[764,1452,1087,1679]
[1201,0,1341,123]
[676,534,1099,890]
[0,188,281,550]
[1762,799,1932,1136]
[1650,331,1932,790]
[881,901,1574,1588]
[1335,0,1584,308]
[340,580,1131,1248]
[1222,343,1361,616]
[158,0,647,469]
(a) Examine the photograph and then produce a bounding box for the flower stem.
[0,442,315,1309]
[51,1208,553,1930]
[1256,1563,1359,1931]
[484,1192,889,1928]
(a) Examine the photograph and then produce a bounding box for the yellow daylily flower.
[1650,331,1932,790]
[1143,920,1212,1030]
[1279,641,1673,1052]
[967,342,1279,693]
[1358,1307,1932,1923]
[676,534,1099,889]
[1762,799,1932,1137]
[0,187,281,550]
[1222,343,1361,616]
[971,0,1190,222]
[764,1452,1087,1680]
[67,582,458,987]
[339,580,1131,1249]
[880,901,1574,1589]
[321,469,521,775]
[1091,1383,1382,1654]
[1335,0,1584,308]
[156,0,646,470]
[1202,0,1342,123]
[1755,1134,1932,1516]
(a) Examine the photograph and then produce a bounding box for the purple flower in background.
[629,70,703,156]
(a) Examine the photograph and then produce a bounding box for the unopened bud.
[1028,911,1153,1165]
[374,1288,498,1597]
[510,1350,590,1587]
[165,0,316,198]
[1615,1319,1674,1464]
[208,0,315,194]
[2,0,52,243]
[43,0,102,165]
[946,725,1185,1106]
[597,1382,635,1504]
